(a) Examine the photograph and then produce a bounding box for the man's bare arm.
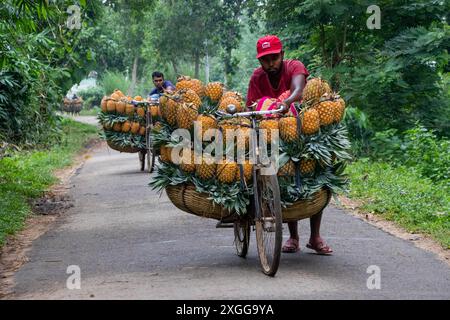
[281,74,306,112]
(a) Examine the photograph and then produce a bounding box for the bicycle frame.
[217,104,285,221]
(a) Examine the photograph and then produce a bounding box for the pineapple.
[150,105,160,117]
[130,122,140,134]
[160,94,180,127]
[177,103,199,129]
[315,100,335,126]
[279,117,299,142]
[302,78,332,106]
[196,114,217,140]
[160,146,173,163]
[235,160,253,182]
[195,156,217,180]
[136,106,145,118]
[112,122,122,132]
[219,96,243,112]
[218,118,250,149]
[301,108,320,135]
[116,100,126,114]
[122,121,132,133]
[190,78,205,97]
[300,159,316,175]
[139,126,146,136]
[333,96,346,123]
[125,103,135,116]
[277,160,295,176]
[217,160,238,184]
[180,89,201,108]
[204,82,224,102]
[259,119,279,143]
[180,150,196,173]
[220,91,242,102]
[101,97,108,112]
[107,100,116,113]
[176,75,204,95]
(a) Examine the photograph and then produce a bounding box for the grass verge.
[345,159,450,248]
[0,118,98,246]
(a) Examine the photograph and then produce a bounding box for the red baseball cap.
[256,35,283,59]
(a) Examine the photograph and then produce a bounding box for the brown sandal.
[282,238,300,253]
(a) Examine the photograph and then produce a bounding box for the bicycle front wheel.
[254,173,282,276]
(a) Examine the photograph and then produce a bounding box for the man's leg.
[282,221,299,253]
[308,211,333,254]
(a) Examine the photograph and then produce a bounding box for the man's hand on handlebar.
[279,101,290,114]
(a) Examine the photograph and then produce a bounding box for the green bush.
[346,159,450,248]
[78,86,104,109]
[371,125,450,183]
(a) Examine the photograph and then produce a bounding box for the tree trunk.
[205,41,210,83]
[128,55,139,96]
[171,60,179,76]
[194,52,200,80]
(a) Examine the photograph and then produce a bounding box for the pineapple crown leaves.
[103,130,146,149]
[149,161,192,191]
[193,177,251,215]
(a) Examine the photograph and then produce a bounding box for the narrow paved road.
[8,142,450,299]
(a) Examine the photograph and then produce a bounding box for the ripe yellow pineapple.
[112,122,122,132]
[219,96,243,112]
[130,122,140,134]
[333,96,346,123]
[180,150,196,173]
[217,160,238,184]
[139,126,146,136]
[122,121,131,133]
[279,117,299,142]
[196,114,217,140]
[180,89,201,108]
[277,160,295,176]
[177,103,199,129]
[101,97,108,112]
[125,103,135,116]
[160,95,179,127]
[107,100,116,113]
[259,119,279,143]
[302,78,332,105]
[220,91,242,103]
[301,108,320,135]
[176,75,204,96]
[300,159,316,175]
[136,106,145,118]
[205,82,224,102]
[218,118,250,149]
[160,146,173,163]
[116,100,126,114]
[315,100,335,126]
[195,156,217,180]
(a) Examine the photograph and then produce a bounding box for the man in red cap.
[246,35,333,255]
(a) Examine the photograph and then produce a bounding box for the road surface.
[7,127,450,299]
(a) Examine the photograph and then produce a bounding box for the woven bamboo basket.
[165,184,236,222]
[166,184,331,222]
[282,188,331,222]
[107,140,141,154]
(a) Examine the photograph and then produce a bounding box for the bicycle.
[217,103,285,276]
[131,99,158,173]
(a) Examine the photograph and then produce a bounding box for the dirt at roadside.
[0,139,103,299]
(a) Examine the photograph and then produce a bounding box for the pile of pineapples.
[150,76,351,215]
[98,90,159,150]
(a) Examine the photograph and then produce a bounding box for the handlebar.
[216,103,286,119]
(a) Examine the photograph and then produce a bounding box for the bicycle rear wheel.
[254,172,282,276]
[234,218,250,258]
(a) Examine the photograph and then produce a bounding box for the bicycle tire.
[234,218,250,258]
[254,172,282,276]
